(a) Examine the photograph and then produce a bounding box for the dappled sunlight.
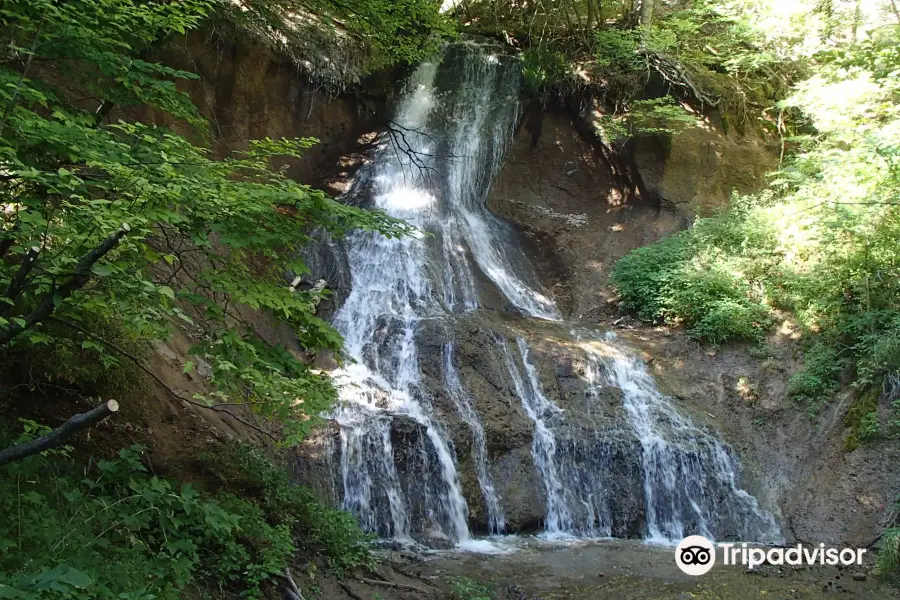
[356,131,379,145]
[606,188,626,206]
[775,318,803,342]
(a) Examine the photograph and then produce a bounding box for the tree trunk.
[640,0,653,30]
[891,0,900,24]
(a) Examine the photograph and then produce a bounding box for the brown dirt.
[147,27,401,196]
[629,113,777,217]
[487,112,684,318]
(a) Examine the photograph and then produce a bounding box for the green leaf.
[92,264,115,277]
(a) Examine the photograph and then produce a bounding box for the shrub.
[611,217,774,345]
[0,437,372,599]
[788,343,841,411]
[0,444,292,599]
[198,441,373,573]
[878,523,900,583]
[521,45,571,99]
[843,387,884,451]
[609,231,694,323]
[690,299,772,345]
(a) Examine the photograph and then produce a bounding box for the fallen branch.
[0,400,119,466]
[282,567,305,600]
[338,582,366,600]
[357,577,431,594]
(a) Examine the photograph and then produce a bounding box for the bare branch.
[282,568,306,600]
[0,400,119,466]
[0,224,129,345]
[356,578,431,594]
[338,583,366,600]
[1,246,40,313]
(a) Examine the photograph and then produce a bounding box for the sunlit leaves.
[0,0,412,444]
[611,21,900,438]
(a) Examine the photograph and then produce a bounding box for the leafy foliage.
[610,209,775,344]
[788,343,842,412]
[611,13,900,431]
[456,0,799,132]
[0,0,412,444]
[521,45,571,100]
[880,523,900,584]
[0,443,290,599]
[198,441,373,573]
[449,576,494,600]
[221,0,455,87]
[843,387,883,451]
[0,432,372,599]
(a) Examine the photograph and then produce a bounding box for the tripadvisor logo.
[675,535,868,576]
[675,535,716,575]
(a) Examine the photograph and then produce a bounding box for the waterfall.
[499,338,573,535]
[321,41,781,547]
[494,334,780,542]
[581,333,781,542]
[328,43,549,545]
[443,343,506,534]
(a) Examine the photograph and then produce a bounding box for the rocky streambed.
[395,539,898,599]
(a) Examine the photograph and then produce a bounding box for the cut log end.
[106,399,119,412]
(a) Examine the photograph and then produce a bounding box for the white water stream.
[323,42,780,547]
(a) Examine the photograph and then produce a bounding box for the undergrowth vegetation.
[448,576,494,600]
[0,435,371,599]
[611,18,900,441]
[882,521,900,584]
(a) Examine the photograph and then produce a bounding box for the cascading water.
[581,333,781,542]
[501,330,780,542]
[443,343,505,534]
[321,41,781,547]
[498,338,573,535]
[328,43,552,545]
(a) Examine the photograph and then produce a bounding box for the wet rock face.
[414,317,651,537]
[298,316,655,540]
[389,415,459,545]
[489,445,546,532]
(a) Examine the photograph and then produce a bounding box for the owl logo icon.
[675,535,716,575]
